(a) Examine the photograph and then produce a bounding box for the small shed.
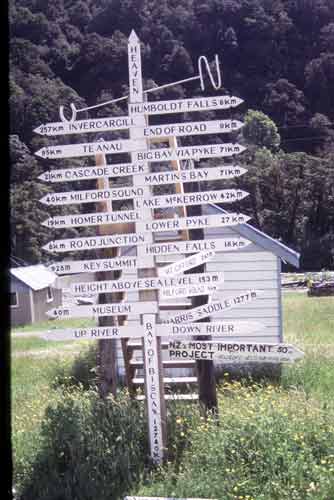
[115,203,300,379]
[10,265,62,327]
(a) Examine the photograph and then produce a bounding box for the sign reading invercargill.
[35,30,304,467]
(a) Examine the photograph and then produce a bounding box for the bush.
[52,345,98,390]
[19,388,149,500]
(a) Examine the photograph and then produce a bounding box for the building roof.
[206,204,300,268]
[10,264,57,291]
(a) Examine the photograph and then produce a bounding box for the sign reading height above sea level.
[129,95,243,115]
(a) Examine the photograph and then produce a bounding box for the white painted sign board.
[43,232,150,253]
[143,119,243,138]
[70,272,223,295]
[144,237,251,256]
[35,138,142,159]
[124,497,216,500]
[46,301,158,319]
[42,325,146,341]
[128,95,243,115]
[39,186,146,206]
[48,256,151,275]
[159,283,218,299]
[158,321,265,337]
[139,213,251,234]
[165,290,262,324]
[34,115,140,136]
[134,143,246,163]
[159,250,216,277]
[38,163,148,183]
[134,189,249,211]
[134,165,247,186]
[167,340,304,363]
[42,209,142,229]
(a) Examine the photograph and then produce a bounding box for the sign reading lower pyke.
[46,301,158,319]
[158,321,265,337]
[159,250,216,276]
[38,162,148,183]
[144,237,251,256]
[167,340,304,363]
[42,325,146,341]
[70,272,223,295]
[165,290,262,324]
[139,213,251,234]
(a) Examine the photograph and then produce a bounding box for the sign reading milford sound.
[35,29,304,466]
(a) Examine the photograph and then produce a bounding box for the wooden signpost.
[35,30,304,466]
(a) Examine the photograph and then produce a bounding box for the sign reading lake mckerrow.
[35,30,304,465]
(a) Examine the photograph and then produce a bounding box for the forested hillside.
[10,0,334,269]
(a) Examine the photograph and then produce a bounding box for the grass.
[11,292,334,499]
[12,317,96,333]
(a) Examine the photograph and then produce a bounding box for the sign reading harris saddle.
[167,340,304,363]
[165,290,262,324]
[70,272,223,295]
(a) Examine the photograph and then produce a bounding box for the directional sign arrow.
[138,213,251,234]
[41,209,142,229]
[39,186,146,206]
[133,165,247,186]
[35,138,141,159]
[159,283,218,300]
[158,321,265,337]
[143,119,244,139]
[42,232,150,253]
[164,290,263,324]
[135,189,249,211]
[134,143,246,163]
[159,250,216,277]
[46,301,158,319]
[167,340,304,364]
[38,163,148,183]
[144,237,251,256]
[41,325,146,341]
[129,95,243,115]
[34,116,140,136]
[38,164,247,184]
[70,272,223,295]
[47,256,152,275]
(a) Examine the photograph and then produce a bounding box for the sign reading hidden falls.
[36,30,304,465]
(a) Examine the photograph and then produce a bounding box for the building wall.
[33,287,62,323]
[10,278,32,327]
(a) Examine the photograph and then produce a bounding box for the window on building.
[46,286,54,302]
[10,292,19,307]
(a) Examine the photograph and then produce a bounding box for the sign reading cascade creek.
[39,162,148,183]
[167,340,304,363]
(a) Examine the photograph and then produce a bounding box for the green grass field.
[11,293,334,500]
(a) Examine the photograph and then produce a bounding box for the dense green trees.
[10,0,334,269]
